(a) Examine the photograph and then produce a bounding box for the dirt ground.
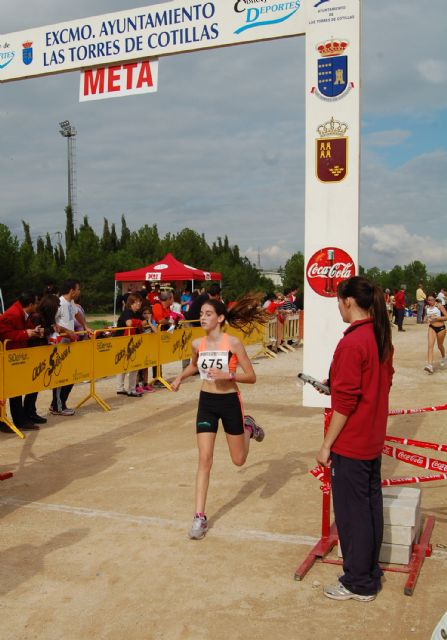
[1,316,446,640]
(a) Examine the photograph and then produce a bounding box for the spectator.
[185,284,222,324]
[147,284,161,306]
[0,291,43,432]
[181,288,192,314]
[116,294,144,397]
[437,288,447,311]
[415,283,426,324]
[50,279,92,416]
[394,285,407,332]
[25,294,61,424]
[136,305,156,393]
[384,289,393,323]
[151,291,174,386]
[117,285,134,312]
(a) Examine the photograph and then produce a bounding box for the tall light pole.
[59,120,77,217]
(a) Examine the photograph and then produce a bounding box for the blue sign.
[318,56,348,98]
[22,42,33,66]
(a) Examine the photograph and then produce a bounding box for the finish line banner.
[0,1,305,83]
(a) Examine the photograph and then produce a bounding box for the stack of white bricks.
[337,486,421,565]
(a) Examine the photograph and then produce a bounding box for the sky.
[0,1,446,272]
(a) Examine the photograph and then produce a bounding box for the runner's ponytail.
[204,293,269,335]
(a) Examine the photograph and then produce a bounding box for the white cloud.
[244,245,291,270]
[360,224,447,269]
[364,129,411,148]
[417,59,447,85]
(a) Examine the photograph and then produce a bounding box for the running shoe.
[49,407,75,416]
[142,384,155,393]
[424,364,434,374]
[127,390,143,397]
[135,385,144,394]
[323,581,376,602]
[188,515,208,540]
[244,415,265,442]
[440,358,446,369]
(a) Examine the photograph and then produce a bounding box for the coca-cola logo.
[306,247,355,297]
[397,451,425,466]
[430,460,447,472]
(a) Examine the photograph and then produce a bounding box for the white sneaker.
[424,364,434,374]
[440,358,446,369]
[188,515,208,540]
[323,580,376,602]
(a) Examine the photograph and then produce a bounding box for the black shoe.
[127,391,143,397]
[19,421,40,431]
[0,423,13,434]
[27,414,47,424]
[398,328,406,332]
[116,390,128,395]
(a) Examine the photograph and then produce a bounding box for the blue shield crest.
[318,56,348,98]
[22,43,33,66]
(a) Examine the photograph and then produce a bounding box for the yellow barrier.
[0,318,302,438]
[4,340,93,397]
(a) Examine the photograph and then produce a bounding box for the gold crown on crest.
[316,38,349,57]
[22,41,33,48]
[317,117,348,137]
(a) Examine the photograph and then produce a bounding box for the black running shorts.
[196,391,244,436]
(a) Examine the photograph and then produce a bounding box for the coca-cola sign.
[306,247,355,297]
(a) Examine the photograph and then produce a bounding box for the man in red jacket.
[0,292,43,432]
[394,284,407,332]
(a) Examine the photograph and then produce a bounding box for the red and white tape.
[388,403,447,416]
[385,435,447,453]
[382,443,447,473]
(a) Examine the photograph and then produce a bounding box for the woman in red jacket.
[317,276,393,602]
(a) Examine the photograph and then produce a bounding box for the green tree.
[127,224,160,262]
[282,252,305,292]
[0,224,22,303]
[120,214,131,249]
[65,205,76,251]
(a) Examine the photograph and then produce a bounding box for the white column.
[303,0,361,407]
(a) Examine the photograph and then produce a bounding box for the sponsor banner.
[3,341,93,397]
[80,58,158,101]
[93,332,157,379]
[0,1,305,83]
[158,326,203,365]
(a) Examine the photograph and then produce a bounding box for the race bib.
[197,350,229,380]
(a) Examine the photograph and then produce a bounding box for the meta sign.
[80,58,159,101]
[0,1,305,83]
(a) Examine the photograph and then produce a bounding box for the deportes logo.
[233,0,301,35]
[0,42,15,70]
[306,247,355,297]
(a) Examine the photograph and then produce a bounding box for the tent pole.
[113,281,118,326]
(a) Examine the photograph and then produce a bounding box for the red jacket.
[0,301,33,349]
[330,318,394,460]
[394,290,406,309]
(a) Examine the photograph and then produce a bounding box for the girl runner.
[171,294,267,540]
[423,293,447,374]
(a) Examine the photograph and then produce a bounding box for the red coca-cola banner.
[306,247,355,297]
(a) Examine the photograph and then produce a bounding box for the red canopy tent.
[115,253,221,284]
[114,253,221,320]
